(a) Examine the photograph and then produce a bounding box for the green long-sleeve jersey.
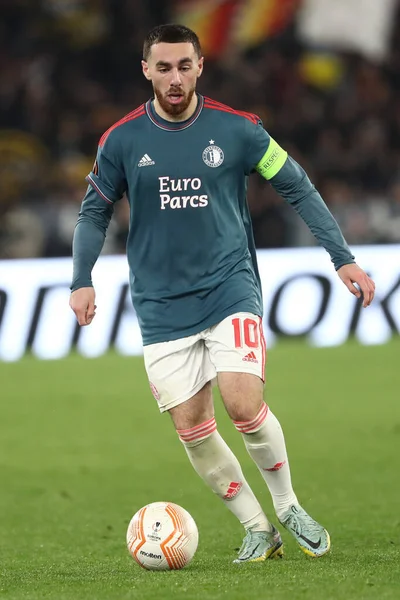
[71,94,354,345]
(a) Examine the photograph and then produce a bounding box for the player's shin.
[177,417,271,532]
[234,404,298,520]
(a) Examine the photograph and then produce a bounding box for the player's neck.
[153,93,199,123]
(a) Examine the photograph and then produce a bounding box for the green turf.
[0,340,399,599]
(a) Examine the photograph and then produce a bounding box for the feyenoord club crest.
[202,140,224,168]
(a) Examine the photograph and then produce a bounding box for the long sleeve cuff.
[71,219,106,291]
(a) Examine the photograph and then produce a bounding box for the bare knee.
[218,372,264,422]
[168,381,214,431]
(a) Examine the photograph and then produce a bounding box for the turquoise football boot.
[279,505,330,557]
[233,525,283,563]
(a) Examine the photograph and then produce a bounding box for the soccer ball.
[126,501,199,571]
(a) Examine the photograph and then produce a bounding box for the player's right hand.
[69,287,97,326]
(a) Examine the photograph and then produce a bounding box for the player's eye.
[181,65,191,71]
[158,68,168,73]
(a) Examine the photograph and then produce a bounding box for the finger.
[86,305,97,324]
[345,280,361,298]
[85,300,96,325]
[363,281,375,307]
[77,310,90,326]
[362,290,370,308]
[365,278,375,306]
[70,301,90,326]
[359,279,373,307]
[367,283,375,306]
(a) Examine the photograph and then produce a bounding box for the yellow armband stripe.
[255,138,288,180]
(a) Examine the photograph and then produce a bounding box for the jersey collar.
[146,94,204,131]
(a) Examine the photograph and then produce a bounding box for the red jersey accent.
[204,97,260,125]
[259,317,266,382]
[99,105,145,147]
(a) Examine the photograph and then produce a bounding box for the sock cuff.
[177,417,217,443]
[233,403,268,434]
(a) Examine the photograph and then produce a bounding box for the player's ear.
[142,60,152,81]
[197,57,204,78]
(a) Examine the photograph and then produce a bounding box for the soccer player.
[70,24,375,563]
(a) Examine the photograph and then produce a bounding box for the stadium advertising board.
[0,245,399,362]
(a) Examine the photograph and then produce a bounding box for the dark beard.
[154,86,196,120]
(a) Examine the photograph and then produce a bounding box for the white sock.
[234,404,298,521]
[178,417,271,532]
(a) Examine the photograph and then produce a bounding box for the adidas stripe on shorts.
[143,312,266,412]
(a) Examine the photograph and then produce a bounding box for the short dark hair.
[143,24,202,61]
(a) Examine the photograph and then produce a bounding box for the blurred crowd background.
[1,0,400,259]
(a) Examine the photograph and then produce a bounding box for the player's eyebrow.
[155,58,193,67]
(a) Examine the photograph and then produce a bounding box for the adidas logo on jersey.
[138,154,155,167]
[242,351,258,363]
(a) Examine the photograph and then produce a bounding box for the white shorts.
[143,312,267,413]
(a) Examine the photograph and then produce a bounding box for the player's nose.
[170,68,182,86]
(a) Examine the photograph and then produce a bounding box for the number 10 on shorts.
[232,317,259,348]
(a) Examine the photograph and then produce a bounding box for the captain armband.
[255,138,288,180]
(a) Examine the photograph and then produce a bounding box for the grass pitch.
[0,340,399,599]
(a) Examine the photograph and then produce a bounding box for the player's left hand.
[337,263,375,307]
